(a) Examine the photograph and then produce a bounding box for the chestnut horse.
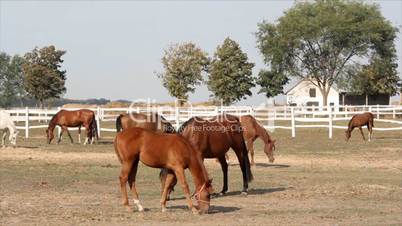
[239,115,276,165]
[46,109,98,144]
[115,112,175,133]
[161,114,253,195]
[114,127,213,214]
[345,112,374,141]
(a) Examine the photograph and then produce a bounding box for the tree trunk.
[322,90,329,106]
[365,95,368,105]
[39,99,44,109]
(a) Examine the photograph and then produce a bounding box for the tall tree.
[0,52,26,107]
[22,46,67,108]
[159,42,209,105]
[256,0,399,105]
[207,38,255,105]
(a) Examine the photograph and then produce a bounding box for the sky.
[1,0,401,105]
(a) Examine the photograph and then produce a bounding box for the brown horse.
[114,127,213,214]
[116,112,175,133]
[345,112,374,141]
[161,114,253,196]
[46,109,98,144]
[239,115,276,165]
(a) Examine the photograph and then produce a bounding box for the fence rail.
[4,104,402,139]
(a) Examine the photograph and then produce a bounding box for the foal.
[345,112,374,141]
[114,127,213,214]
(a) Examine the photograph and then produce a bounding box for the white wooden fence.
[5,105,402,139]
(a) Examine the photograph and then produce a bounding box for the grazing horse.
[345,112,374,141]
[161,114,253,196]
[46,109,98,145]
[115,112,175,133]
[239,115,276,165]
[0,110,18,147]
[114,127,213,214]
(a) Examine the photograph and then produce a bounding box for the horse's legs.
[65,128,74,144]
[217,155,229,195]
[368,123,373,142]
[174,168,197,214]
[1,130,6,148]
[119,161,133,212]
[78,126,81,144]
[358,127,366,141]
[127,159,143,212]
[83,124,91,145]
[247,139,255,165]
[160,172,176,212]
[232,142,251,194]
[57,129,64,144]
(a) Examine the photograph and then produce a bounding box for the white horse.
[0,110,19,148]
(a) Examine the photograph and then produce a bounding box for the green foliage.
[257,69,289,98]
[159,42,209,104]
[338,56,400,95]
[256,0,399,105]
[0,52,26,107]
[22,46,67,108]
[207,38,255,105]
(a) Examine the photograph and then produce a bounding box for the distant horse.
[46,109,98,144]
[116,112,175,133]
[161,114,253,195]
[345,112,374,141]
[0,110,18,147]
[239,115,276,165]
[114,127,213,214]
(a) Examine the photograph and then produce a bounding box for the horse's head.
[10,130,18,147]
[195,179,213,214]
[264,139,276,163]
[345,130,351,141]
[46,129,54,144]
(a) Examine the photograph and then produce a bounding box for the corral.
[1,121,401,225]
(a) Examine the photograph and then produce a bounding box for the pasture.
[1,122,401,225]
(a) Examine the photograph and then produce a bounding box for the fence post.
[376,104,380,119]
[175,106,180,129]
[96,106,101,137]
[291,107,295,138]
[25,107,29,138]
[57,107,61,139]
[328,107,333,139]
[393,108,396,119]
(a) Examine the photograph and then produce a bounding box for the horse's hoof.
[138,206,144,212]
[191,207,200,215]
[241,191,248,196]
[161,207,167,213]
[125,206,132,212]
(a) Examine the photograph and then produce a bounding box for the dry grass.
[0,125,401,225]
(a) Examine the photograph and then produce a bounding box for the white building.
[285,79,339,107]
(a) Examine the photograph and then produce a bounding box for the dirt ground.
[0,125,401,226]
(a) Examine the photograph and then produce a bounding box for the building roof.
[285,78,340,94]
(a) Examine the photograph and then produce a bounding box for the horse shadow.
[168,205,240,214]
[212,187,287,199]
[16,145,39,149]
[229,162,290,168]
[255,163,290,168]
[96,140,114,145]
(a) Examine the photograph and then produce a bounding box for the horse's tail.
[239,134,253,183]
[91,115,99,141]
[369,113,375,127]
[116,114,123,132]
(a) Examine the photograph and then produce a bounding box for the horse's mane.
[159,115,176,133]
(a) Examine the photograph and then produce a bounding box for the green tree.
[256,0,399,105]
[22,46,67,108]
[207,38,255,105]
[0,52,26,107]
[257,69,288,98]
[159,42,209,106]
